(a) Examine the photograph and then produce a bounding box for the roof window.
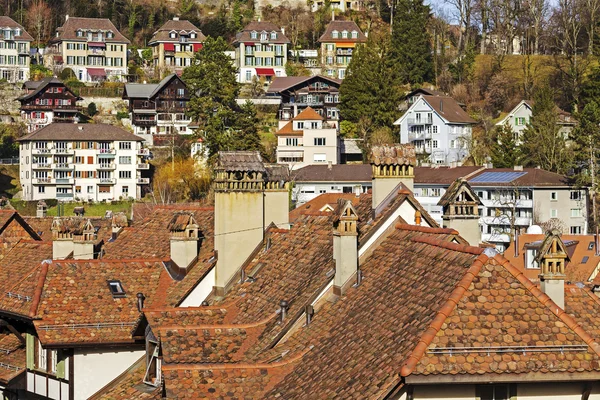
[342,30,348,38]
[170,31,176,39]
[76,30,83,37]
[582,256,589,264]
[270,31,277,39]
[589,241,594,250]
[332,30,338,38]
[107,280,126,298]
[351,30,358,38]
[251,31,257,39]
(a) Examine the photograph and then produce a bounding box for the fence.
[75,86,124,98]
[0,158,18,165]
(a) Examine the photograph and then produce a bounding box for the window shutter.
[56,350,65,379]
[26,333,34,369]
[515,117,518,125]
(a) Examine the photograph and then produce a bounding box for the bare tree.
[583,0,600,54]
[524,0,548,54]
[446,0,476,54]
[26,0,52,48]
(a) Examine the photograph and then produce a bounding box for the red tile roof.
[274,121,301,136]
[149,19,205,44]
[51,17,130,44]
[422,95,477,124]
[0,329,26,385]
[318,20,367,43]
[293,106,323,121]
[88,356,161,400]
[289,193,358,222]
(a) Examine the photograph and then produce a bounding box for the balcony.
[56,192,74,198]
[52,163,74,170]
[415,147,432,154]
[97,163,116,170]
[98,148,115,154]
[407,117,433,126]
[33,148,52,155]
[98,178,116,184]
[481,198,533,209]
[88,48,105,55]
[21,104,81,111]
[336,49,352,55]
[137,163,150,170]
[133,120,157,127]
[53,148,74,155]
[137,178,150,184]
[54,178,74,184]
[26,117,48,125]
[18,47,28,55]
[137,148,150,156]
[481,232,511,243]
[34,178,51,184]
[282,101,324,107]
[408,132,432,142]
[33,163,51,169]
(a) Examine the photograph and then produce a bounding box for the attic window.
[107,31,113,38]
[107,280,126,298]
[582,256,589,264]
[270,31,277,39]
[76,30,83,37]
[190,32,196,38]
[332,30,338,38]
[351,30,358,38]
[342,30,348,38]
[251,31,257,39]
[170,31,176,39]
[589,242,595,250]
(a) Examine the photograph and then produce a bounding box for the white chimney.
[538,230,568,309]
[333,200,358,296]
[371,144,416,210]
[173,16,180,21]
[169,213,200,269]
[65,15,69,21]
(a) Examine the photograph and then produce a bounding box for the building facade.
[276,107,338,168]
[148,17,205,77]
[19,123,150,201]
[18,77,82,133]
[233,21,290,83]
[394,94,476,165]
[0,16,31,83]
[267,75,342,122]
[318,20,367,80]
[122,74,194,145]
[48,16,130,82]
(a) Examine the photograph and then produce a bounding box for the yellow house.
[318,19,367,80]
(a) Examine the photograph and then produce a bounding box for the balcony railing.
[137,163,150,170]
[33,163,51,169]
[408,132,433,141]
[98,148,115,154]
[97,163,116,170]
[33,148,51,154]
[133,120,157,127]
[88,49,105,55]
[54,178,74,184]
[414,147,432,154]
[137,178,150,184]
[336,49,352,55]
[26,117,48,124]
[56,192,73,198]
[137,149,150,156]
[52,163,74,170]
[34,178,51,184]
[407,117,433,126]
[99,178,116,184]
[21,104,80,111]
[53,148,74,154]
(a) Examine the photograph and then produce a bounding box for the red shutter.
[41,112,45,118]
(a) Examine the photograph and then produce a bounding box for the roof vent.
[279,300,288,323]
[173,16,180,21]
[78,126,83,131]
[136,292,145,311]
[440,100,443,112]
[305,304,314,326]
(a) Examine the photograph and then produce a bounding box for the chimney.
[438,178,482,245]
[36,200,47,218]
[332,10,335,21]
[111,212,128,240]
[328,161,333,170]
[514,165,523,171]
[173,16,180,21]
[279,300,288,323]
[538,230,568,309]
[136,293,145,312]
[440,100,444,112]
[65,15,69,21]
[51,218,73,260]
[214,152,290,295]
[414,210,422,225]
[333,200,359,296]
[72,219,97,260]
[168,213,200,269]
[371,144,416,209]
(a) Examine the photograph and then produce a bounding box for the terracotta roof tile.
[371,144,416,166]
[18,123,143,142]
[289,193,358,222]
[149,19,205,44]
[293,106,323,121]
[0,329,26,385]
[318,20,367,43]
[233,21,290,44]
[422,95,476,124]
[275,121,301,136]
[51,17,130,44]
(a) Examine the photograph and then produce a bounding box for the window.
[38,186,45,193]
[38,341,47,370]
[551,209,558,217]
[311,122,318,129]
[75,186,81,193]
[571,208,582,217]
[119,142,132,150]
[351,31,358,38]
[313,154,327,163]
[297,122,304,129]
[332,30,339,38]
[143,340,162,387]
[119,156,132,164]
[450,140,456,148]
[270,32,277,39]
[570,191,581,200]
[87,186,93,193]
[314,138,326,146]
[122,186,129,196]
[50,350,57,373]
[432,188,441,196]
[107,280,126,298]
[589,242,595,250]
[515,117,526,126]
[582,256,589,264]
[251,31,257,39]
[432,125,438,134]
[170,32,176,38]
[571,226,582,234]
[342,30,348,38]
[550,191,558,201]
[246,70,252,81]
[432,140,439,149]
[260,32,267,41]
[119,171,132,179]
[285,138,298,146]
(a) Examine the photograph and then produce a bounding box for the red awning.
[87,42,106,48]
[53,55,63,63]
[255,68,275,76]
[193,43,203,52]
[244,42,255,46]
[87,68,106,77]
[163,43,175,52]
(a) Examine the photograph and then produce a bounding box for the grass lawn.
[12,200,133,217]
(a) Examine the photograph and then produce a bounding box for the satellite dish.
[526,225,543,234]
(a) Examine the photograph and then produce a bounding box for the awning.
[256,68,275,76]
[244,42,255,46]
[163,43,175,52]
[53,55,63,63]
[87,68,106,77]
[87,42,106,48]
[193,43,203,52]
[335,42,356,48]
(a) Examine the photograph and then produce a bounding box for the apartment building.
[311,0,362,11]
[18,77,82,133]
[0,16,32,83]
[267,74,342,121]
[496,99,577,143]
[276,107,338,168]
[318,20,367,80]
[148,17,205,77]
[233,21,289,83]
[122,73,194,145]
[394,94,476,165]
[18,123,150,201]
[48,16,130,82]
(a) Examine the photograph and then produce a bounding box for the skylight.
[107,280,126,298]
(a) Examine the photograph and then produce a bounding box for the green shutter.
[56,350,65,379]
[26,333,34,369]
[515,117,518,125]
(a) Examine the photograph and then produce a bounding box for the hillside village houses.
[233,21,290,83]
[47,16,130,83]
[18,123,151,201]
[148,17,206,78]
[18,77,83,133]
[0,16,32,83]
[496,99,577,142]
[3,147,600,398]
[319,19,367,79]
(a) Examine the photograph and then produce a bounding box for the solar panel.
[469,171,527,183]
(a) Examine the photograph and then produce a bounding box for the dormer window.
[342,30,348,38]
[107,31,113,39]
[15,29,20,36]
[76,30,83,37]
[107,280,126,298]
[251,30,257,39]
[190,32,196,38]
[170,31,176,39]
[260,31,267,41]
[270,31,277,40]
[332,30,338,38]
[351,30,358,38]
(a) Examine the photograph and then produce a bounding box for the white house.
[276,106,339,169]
[496,100,577,143]
[19,123,150,201]
[394,94,476,165]
[0,16,32,83]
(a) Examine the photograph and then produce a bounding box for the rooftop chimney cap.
[136,292,145,312]
[280,300,288,309]
[173,16,180,21]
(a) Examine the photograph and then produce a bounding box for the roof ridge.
[411,235,484,255]
[400,254,488,376]
[395,223,458,235]
[157,312,278,332]
[493,254,600,358]
[53,257,168,264]
[29,260,50,317]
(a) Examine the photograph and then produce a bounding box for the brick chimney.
[537,230,569,309]
[213,152,290,295]
[371,144,416,209]
[438,178,482,245]
[36,200,47,218]
[72,219,97,260]
[52,218,97,260]
[333,200,358,296]
[51,218,73,260]
[168,212,200,269]
[111,212,128,240]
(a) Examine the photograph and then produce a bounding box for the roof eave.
[405,370,600,384]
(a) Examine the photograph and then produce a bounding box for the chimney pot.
[136,293,145,312]
[328,161,332,170]
[279,300,289,323]
[305,304,314,325]
[201,300,209,306]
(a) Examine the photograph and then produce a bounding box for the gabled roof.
[293,106,323,121]
[0,328,26,385]
[0,16,33,41]
[266,75,342,94]
[497,100,577,126]
[292,164,371,182]
[18,77,82,102]
[149,19,205,45]
[51,17,130,44]
[289,193,358,222]
[437,178,482,207]
[88,356,161,399]
[18,123,143,142]
[318,20,367,43]
[122,74,184,100]
[216,151,266,172]
[234,21,290,44]
[275,121,302,136]
[395,95,476,125]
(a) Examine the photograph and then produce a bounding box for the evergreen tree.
[388,0,433,86]
[580,66,600,109]
[520,86,572,173]
[490,124,521,168]
[183,37,263,159]
[570,100,600,187]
